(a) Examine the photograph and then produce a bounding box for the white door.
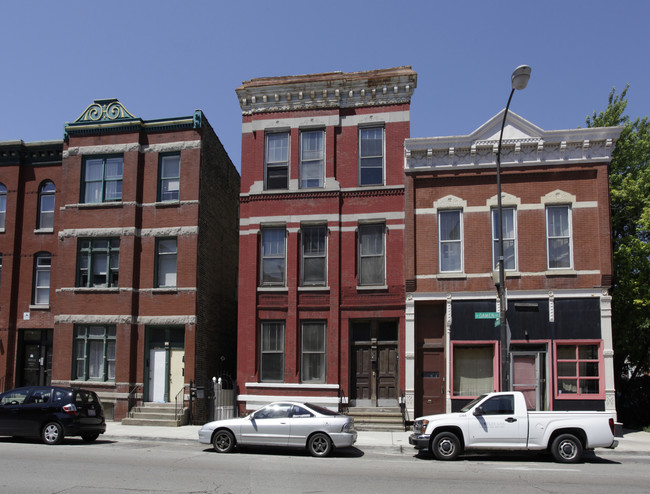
[149,349,166,402]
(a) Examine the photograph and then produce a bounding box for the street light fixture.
[496,65,531,392]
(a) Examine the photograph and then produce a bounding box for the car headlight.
[413,419,429,434]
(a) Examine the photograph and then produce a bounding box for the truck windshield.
[459,395,487,413]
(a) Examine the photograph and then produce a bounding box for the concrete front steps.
[121,402,189,427]
[347,407,406,432]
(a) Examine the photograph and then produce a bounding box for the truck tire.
[551,433,583,463]
[431,431,462,461]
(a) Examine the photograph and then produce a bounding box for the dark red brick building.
[234,67,417,412]
[403,111,622,419]
[0,100,239,421]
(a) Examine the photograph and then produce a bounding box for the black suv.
[0,386,106,445]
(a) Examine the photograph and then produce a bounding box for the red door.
[422,350,445,415]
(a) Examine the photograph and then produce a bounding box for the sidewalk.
[102,422,650,456]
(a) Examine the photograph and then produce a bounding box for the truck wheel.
[431,431,461,461]
[551,434,583,463]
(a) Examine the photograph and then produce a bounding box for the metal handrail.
[127,385,140,416]
[174,386,185,422]
[338,387,349,414]
[399,389,409,431]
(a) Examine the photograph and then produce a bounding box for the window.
[546,205,572,269]
[556,343,601,397]
[261,227,286,286]
[265,132,289,190]
[33,252,51,305]
[260,321,284,382]
[480,395,515,415]
[491,208,516,270]
[74,325,116,381]
[453,345,495,396]
[439,210,463,272]
[82,156,123,203]
[301,225,327,286]
[37,181,55,230]
[359,223,385,286]
[359,127,384,185]
[300,130,324,188]
[0,183,6,230]
[158,154,180,201]
[156,238,177,287]
[77,238,120,287]
[301,322,326,383]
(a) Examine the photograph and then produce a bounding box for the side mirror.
[473,406,484,416]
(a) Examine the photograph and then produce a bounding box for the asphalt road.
[1,436,649,494]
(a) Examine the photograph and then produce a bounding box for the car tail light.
[609,418,615,435]
[63,403,78,416]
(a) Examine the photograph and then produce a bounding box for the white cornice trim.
[63,140,201,157]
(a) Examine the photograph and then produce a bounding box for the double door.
[18,330,52,387]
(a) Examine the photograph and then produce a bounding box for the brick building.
[403,111,622,418]
[235,67,417,412]
[0,100,240,421]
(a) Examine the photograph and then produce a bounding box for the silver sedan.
[198,402,357,457]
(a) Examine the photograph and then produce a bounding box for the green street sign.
[475,312,501,327]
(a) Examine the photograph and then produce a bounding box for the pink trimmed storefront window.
[554,340,604,400]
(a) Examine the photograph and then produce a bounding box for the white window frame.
[260,321,285,382]
[300,129,324,188]
[37,181,55,231]
[301,321,326,383]
[0,183,6,231]
[265,132,289,190]
[33,252,51,305]
[358,223,386,286]
[359,126,384,186]
[260,227,286,286]
[301,225,327,286]
[158,154,180,202]
[546,205,573,269]
[438,210,463,273]
[156,238,177,288]
[491,207,517,271]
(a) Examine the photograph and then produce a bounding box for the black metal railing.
[338,387,349,414]
[174,386,185,422]
[127,385,140,416]
[399,389,409,431]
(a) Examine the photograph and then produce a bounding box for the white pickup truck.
[409,391,618,463]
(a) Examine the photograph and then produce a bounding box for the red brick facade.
[235,68,417,411]
[0,101,239,421]
[404,111,622,418]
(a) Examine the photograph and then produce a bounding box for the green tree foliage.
[587,86,650,382]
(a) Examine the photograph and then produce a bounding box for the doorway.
[145,327,185,403]
[17,329,52,387]
[510,347,548,410]
[350,320,398,407]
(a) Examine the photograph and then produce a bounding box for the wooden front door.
[351,321,398,407]
[421,350,445,415]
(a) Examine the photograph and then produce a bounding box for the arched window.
[0,183,7,230]
[38,181,55,230]
[34,252,52,305]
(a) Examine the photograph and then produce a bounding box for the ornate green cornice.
[64,99,203,141]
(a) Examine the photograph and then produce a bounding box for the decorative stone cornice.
[404,110,623,172]
[236,66,417,115]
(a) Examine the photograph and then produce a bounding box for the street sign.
[475,312,501,326]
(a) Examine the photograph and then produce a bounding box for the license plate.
[88,409,96,416]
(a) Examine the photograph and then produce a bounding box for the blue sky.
[1,0,648,171]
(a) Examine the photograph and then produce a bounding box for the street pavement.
[102,421,650,457]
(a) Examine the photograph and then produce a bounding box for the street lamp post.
[496,65,531,392]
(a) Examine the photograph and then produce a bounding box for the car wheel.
[81,433,100,443]
[212,430,236,453]
[431,431,461,461]
[551,433,583,463]
[308,433,332,457]
[42,422,64,445]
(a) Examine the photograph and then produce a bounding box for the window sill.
[257,286,288,292]
[73,287,120,294]
[436,273,467,280]
[554,393,604,400]
[29,304,50,311]
[154,200,180,208]
[357,285,388,291]
[151,287,178,294]
[68,380,115,387]
[77,202,124,209]
[34,228,54,234]
[545,269,577,277]
[246,382,339,390]
[298,286,329,292]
